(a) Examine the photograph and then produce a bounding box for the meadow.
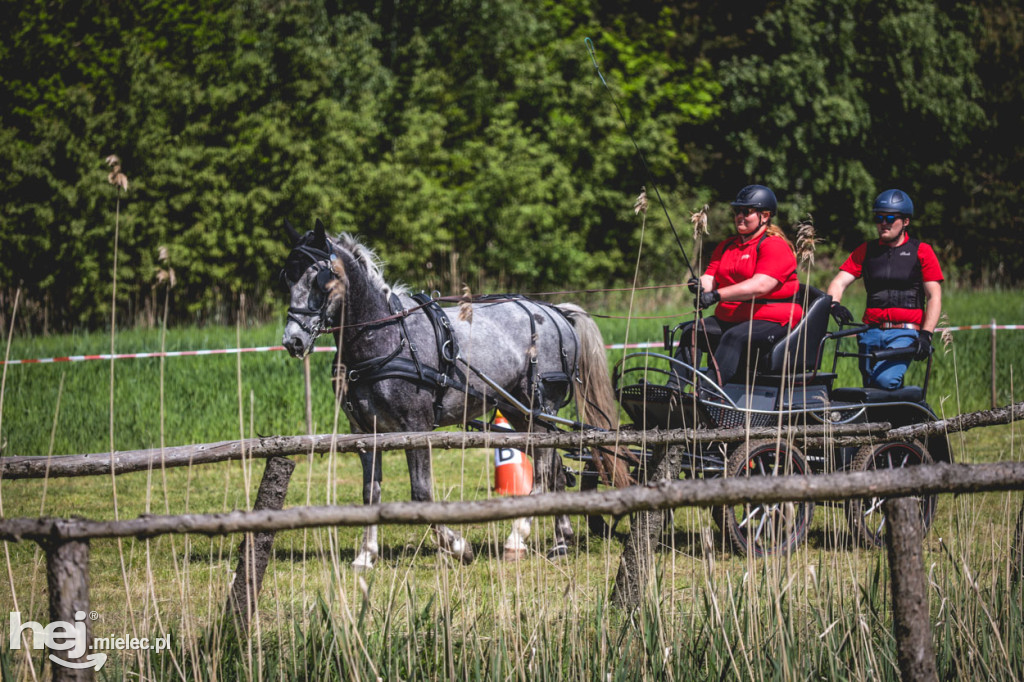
[1,286,1023,680]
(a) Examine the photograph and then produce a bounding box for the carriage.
[588,283,950,556]
[279,222,949,564]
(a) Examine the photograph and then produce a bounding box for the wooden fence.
[2,400,1024,682]
[3,399,1021,480]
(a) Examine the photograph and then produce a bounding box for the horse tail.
[558,303,636,488]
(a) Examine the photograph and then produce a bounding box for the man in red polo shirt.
[827,189,943,389]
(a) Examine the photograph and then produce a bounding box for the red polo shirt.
[704,233,803,325]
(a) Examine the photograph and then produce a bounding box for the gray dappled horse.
[280,220,630,568]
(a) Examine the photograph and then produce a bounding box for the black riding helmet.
[730,184,778,216]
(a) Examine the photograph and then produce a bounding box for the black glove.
[914,330,933,360]
[830,301,855,326]
[697,289,720,309]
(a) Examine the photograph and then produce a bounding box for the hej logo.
[8,611,107,671]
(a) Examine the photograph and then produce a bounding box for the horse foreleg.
[406,447,475,565]
[353,448,382,571]
[532,446,573,559]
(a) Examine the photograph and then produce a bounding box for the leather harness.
[341,293,577,429]
[284,239,580,430]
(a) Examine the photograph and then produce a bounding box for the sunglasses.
[873,214,902,224]
[733,206,759,217]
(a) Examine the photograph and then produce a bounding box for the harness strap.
[357,356,543,425]
[533,303,578,411]
[391,294,425,385]
[346,339,407,382]
[509,298,543,409]
[412,292,461,427]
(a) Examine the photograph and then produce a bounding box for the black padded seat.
[830,386,924,404]
[759,284,832,374]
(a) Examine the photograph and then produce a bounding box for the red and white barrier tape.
[1,346,303,366]
[2,325,1021,366]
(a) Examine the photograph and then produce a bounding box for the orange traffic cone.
[493,410,533,495]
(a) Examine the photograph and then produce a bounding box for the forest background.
[2,0,1022,331]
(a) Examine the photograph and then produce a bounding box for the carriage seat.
[755,284,832,377]
[829,385,925,404]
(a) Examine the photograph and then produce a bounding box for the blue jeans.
[857,327,919,389]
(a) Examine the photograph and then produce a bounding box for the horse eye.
[315,268,333,291]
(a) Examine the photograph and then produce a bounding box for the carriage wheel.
[717,440,814,557]
[844,440,937,548]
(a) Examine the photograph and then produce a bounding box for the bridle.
[283,242,340,337]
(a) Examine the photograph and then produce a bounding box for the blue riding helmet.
[873,189,914,217]
[731,184,778,216]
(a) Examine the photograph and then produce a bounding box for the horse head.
[280,218,348,358]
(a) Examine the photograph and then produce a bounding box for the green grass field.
[1,286,1023,679]
[2,286,1022,457]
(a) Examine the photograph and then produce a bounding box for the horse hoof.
[503,547,527,562]
[442,537,475,565]
[351,551,375,571]
[546,544,569,560]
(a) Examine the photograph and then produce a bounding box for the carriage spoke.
[872,513,887,538]
[863,497,885,516]
[738,505,760,529]
[751,509,769,545]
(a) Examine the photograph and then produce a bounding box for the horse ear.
[313,218,327,248]
[284,219,301,245]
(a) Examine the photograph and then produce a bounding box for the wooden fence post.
[43,535,93,682]
[884,497,938,682]
[611,444,683,609]
[225,455,296,630]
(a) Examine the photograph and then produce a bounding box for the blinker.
[315,268,333,291]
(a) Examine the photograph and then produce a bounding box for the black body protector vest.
[862,236,925,311]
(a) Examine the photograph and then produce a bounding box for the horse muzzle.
[283,322,317,359]
[284,309,325,358]
[282,333,309,358]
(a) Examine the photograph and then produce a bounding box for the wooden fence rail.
[3,461,1023,543]
[2,400,1022,480]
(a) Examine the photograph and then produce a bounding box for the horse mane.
[334,232,409,298]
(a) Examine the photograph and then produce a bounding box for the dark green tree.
[691,0,987,256]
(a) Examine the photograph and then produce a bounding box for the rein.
[320,293,686,335]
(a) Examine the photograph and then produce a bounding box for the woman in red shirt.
[676,185,803,386]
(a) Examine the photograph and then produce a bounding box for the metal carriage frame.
[546,285,949,557]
